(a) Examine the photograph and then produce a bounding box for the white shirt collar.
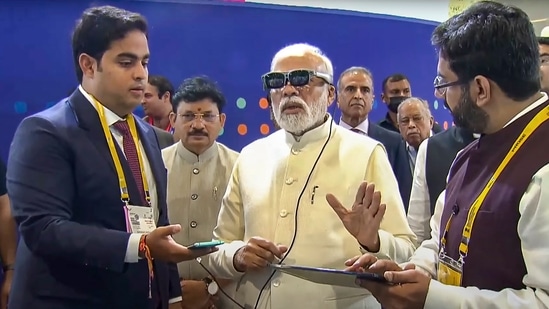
[78,85,125,126]
[338,117,369,134]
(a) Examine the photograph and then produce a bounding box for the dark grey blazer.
[151,125,175,149]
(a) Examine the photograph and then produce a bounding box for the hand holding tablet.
[269,264,389,288]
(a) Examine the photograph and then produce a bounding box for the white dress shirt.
[79,86,181,304]
[407,139,433,244]
[339,117,369,135]
[407,131,478,244]
[408,93,549,308]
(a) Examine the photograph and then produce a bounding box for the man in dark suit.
[6,6,213,309]
[336,66,412,210]
[378,73,443,134]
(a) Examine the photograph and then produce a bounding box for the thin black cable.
[252,115,334,309]
[197,258,246,309]
[195,110,335,309]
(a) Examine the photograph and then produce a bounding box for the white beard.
[274,87,329,135]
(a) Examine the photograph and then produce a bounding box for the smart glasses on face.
[261,69,332,90]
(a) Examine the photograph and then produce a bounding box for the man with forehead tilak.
[200,43,416,309]
[346,2,549,309]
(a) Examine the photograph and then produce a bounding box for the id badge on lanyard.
[437,251,463,286]
[93,96,155,233]
[125,205,156,233]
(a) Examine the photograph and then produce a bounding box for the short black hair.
[381,73,409,93]
[72,5,148,83]
[432,1,539,101]
[148,75,174,102]
[172,76,226,113]
[539,37,549,47]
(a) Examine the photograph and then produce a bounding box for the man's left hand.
[0,270,12,309]
[357,267,430,309]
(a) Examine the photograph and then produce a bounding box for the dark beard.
[444,85,489,134]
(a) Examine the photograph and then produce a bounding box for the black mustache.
[189,131,208,136]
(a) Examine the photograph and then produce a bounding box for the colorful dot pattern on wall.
[10,96,452,138]
[235,97,273,136]
[232,96,455,136]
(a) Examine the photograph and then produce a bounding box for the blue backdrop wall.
[0,0,448,161]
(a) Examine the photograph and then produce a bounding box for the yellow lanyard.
[93,98,151,205]
[441,104,549,259]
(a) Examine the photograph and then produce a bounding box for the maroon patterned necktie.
[113,120,146,205]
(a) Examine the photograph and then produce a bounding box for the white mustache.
[280,98,307,111]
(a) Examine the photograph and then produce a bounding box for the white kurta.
[202,116,416,309]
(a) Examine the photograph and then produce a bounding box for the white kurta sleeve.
[406,189,444,277]
[423,164,549,309]
[362,144,417,263]
[407,140,432,244]
[202,158,246,279]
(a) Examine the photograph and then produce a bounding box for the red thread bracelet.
[139,234,154,299]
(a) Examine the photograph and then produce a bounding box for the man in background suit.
[336,66,412,209]
[6,6,213,309]
[143,75,175,133]
[378,73,443,134]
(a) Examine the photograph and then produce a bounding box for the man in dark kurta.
[341,2,549,309]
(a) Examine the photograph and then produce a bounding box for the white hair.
[398,97,432,117]
[270,43,334,80]
[273,84,329,135]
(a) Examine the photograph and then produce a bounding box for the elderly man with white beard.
[200,43,416,309]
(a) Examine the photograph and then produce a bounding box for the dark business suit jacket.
[151,125,175,149]
[425,126,476,215]
[7,90,180,309]
[368,123,412,211]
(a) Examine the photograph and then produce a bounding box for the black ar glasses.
[262,69,333,90]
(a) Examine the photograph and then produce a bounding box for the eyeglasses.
[178,113,219,123]
[433,76,464,96]
[261,69,333,90]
